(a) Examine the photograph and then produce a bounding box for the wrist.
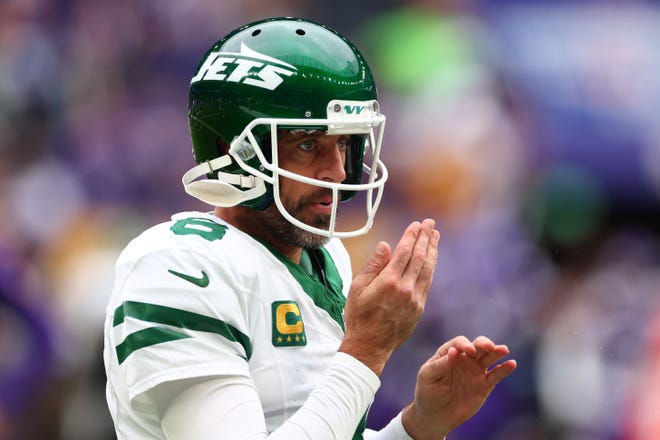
[338,336,392,376]
[402,403,449,440]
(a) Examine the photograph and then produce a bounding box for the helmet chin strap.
[182,156,267,207]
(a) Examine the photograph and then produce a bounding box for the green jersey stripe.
[116,327,190,364]
[352,410,368,440]
[113,301,252,360]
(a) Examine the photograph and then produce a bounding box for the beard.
[259,190,335,249]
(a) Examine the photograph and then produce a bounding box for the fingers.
[434,336,477,358]
[389,219,437,278]
[473,335,495,353]
[354,219,436,292]
[400,220,435,283]
[415,227,440,297]
[432,336,516,373]
[486,359,517,385]
[472,336,511,369]
[479,346,510,369]
[420,336,517,389]
[418,346,456,383]
[387,221,422,275]
[355,241,392,281]
[376,219,438,313]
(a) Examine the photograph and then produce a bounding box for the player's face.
[258,130,348,248]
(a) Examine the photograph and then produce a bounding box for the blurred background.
[1,0,659,438]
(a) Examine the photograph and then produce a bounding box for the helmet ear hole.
[204,137,232,179]
[216,136,230,156]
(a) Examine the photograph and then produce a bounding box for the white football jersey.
[103,211,357,438]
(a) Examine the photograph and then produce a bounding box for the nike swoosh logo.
[167,269,209,288]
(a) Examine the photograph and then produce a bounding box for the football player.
[103,17,516,439]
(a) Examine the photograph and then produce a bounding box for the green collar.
[257,240,346,331]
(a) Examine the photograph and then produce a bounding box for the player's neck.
[213,206,303,263]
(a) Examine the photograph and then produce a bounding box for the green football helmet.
[183,17,388,238]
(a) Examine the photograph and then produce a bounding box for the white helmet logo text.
[190,43,297,90]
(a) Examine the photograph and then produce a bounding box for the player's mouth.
[310,197,334,215]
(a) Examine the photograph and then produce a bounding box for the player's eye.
[337,137,349,151]
[298,140,315,151]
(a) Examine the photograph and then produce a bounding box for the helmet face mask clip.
[183,17,388,238]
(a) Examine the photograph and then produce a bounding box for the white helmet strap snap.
[182,156,266,207]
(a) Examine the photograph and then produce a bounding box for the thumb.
[419,347,456,383]
[355,241,391,284]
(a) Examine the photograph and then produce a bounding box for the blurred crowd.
[1,0,659,439]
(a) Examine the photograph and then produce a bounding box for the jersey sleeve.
[107,247,252,402]
[158,352,382,440]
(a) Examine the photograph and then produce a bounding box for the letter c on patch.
[275,303,303,334]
